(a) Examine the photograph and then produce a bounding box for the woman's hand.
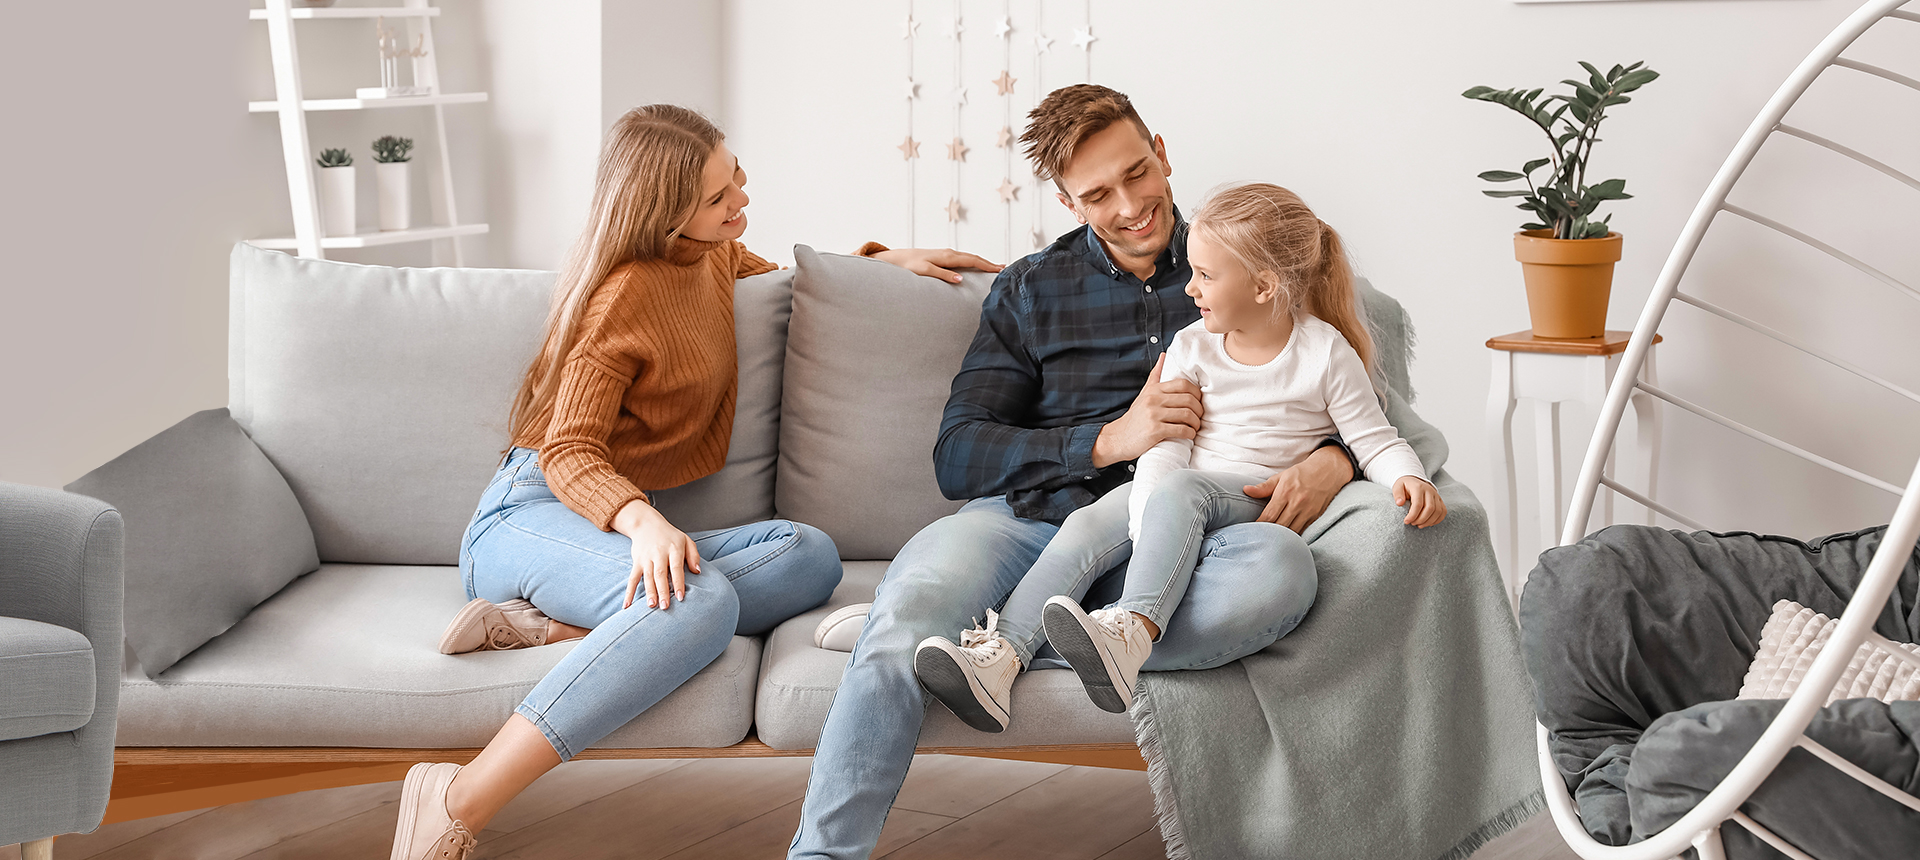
[611,499,702,609]
[873,248,1003,284]
[1393,476,1447,528]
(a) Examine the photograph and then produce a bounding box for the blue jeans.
[789,493,1318,859]
[461,447,842,761]
[994,472,1314,666]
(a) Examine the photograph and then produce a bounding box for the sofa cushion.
[753,561,1137,749]
[66,408,318,676]
[0,616,95,741]
[227,243,792,564]
[116,564,757,749]
[778,248,993,559]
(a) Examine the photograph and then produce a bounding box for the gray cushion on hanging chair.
[1519,523,1920,847]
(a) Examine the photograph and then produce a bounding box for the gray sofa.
[0,482,123,851]
[73,242,1152,767]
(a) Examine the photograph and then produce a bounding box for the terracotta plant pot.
[1513,230,1622,339]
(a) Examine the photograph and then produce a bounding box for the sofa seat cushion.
[117,564,757,749]
[0,616,95,741]
[754,561,1136,749]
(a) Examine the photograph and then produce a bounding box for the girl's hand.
[1392,476,1447,528]
[873,248,1003,284]
[612,499,702,609]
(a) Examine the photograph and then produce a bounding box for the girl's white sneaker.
[914,610,1020,733]
[1042,597,1153,713]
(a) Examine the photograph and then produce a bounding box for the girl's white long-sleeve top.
[1127,312,1428,539]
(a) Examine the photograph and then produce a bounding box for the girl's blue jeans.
[459,447,842,760]
[997,471,1317,666]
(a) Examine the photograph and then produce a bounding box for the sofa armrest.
[65,408,318,677]
[0,481,124,839]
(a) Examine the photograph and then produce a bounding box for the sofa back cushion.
[228,243,788,564]
[777,247,993,559]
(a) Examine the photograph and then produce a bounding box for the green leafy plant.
[1463,61,1659,240]
[371,135,414,164]
[316,148,353,168]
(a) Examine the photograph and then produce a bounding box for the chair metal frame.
[1539,1,1920,857]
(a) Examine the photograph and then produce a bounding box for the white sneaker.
[1042,597,1153,713]
[915,610,1020,733]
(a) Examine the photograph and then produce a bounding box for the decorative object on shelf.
[316,147,356,237]
[292,0,336,7]
[1464,61,1659,339]
[357,17,431,99]
[372,135,414,232]
[251,0,486,262]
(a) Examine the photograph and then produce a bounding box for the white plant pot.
[319,165,356,237]
[376,162,411,231]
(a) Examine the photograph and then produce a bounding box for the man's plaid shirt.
[933,218,1202,521]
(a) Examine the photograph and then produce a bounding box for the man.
[788,84,1358,859]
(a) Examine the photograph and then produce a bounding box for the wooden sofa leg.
[22,837,54,860]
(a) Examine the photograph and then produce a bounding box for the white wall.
[719,0,1920,562]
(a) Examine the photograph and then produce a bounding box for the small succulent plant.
[316,148,353,168]
[371,135,414,164]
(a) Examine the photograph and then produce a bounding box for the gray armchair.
[0,482,123,858]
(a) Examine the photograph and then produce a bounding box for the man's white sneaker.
[1042,597,1153,713]
[915,610,1020,733]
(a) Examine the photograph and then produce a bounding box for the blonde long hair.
[508,105,724,444]
[1190,183,1376,377]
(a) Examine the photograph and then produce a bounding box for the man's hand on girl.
[874,248,1004,284]
[1393,476,1447,529]
[612,499,702,609]
[1093,354,1205,468]
[1243,444,1350,534]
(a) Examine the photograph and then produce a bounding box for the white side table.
[1486,329,1661,606]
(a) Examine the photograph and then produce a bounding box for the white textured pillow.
[1738,599,1920,704]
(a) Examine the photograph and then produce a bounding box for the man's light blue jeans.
[461,447,843,761]
[788,491,1317,859]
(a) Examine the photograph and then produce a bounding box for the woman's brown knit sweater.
[511,237,777,531]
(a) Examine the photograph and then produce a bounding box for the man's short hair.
[1019,84,1153,195]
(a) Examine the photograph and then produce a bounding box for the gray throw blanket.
[1131,283,1543,859]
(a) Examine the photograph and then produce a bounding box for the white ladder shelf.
[251,0,487,264]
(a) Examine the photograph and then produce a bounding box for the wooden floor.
[6,756,1580,859]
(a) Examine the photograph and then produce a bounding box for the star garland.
[902,3,919,246]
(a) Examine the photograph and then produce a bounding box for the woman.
[390,104,998,860]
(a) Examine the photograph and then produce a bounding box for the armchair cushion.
[0,616,94,741]
[67,408,318,676]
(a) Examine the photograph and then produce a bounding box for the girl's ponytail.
[1305,220,1377,382]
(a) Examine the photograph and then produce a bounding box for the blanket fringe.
[1430,790,1546,860]
[1130,684,1191,860]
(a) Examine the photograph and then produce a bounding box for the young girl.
[389,105,997,860]
[914,182,1444,731]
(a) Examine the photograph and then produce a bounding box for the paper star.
[997,177,1021,203]
[993,16,1013,39]
[902,15,919,40]
[1034,33,1054,54]
[897,136,920,160]
[995,126,1014,149]
[904,78,919,100]
[991,70,1017,96]
[952,86,968,106]
[1032,228,1047,249]
[948,16,964,40]
[1071,27,1097,51]
[946,137,970,161]
[946,198,965,222]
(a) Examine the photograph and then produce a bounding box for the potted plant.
[1464,61,1659,339]
[372,135,415,231]
[316,148,356,237]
